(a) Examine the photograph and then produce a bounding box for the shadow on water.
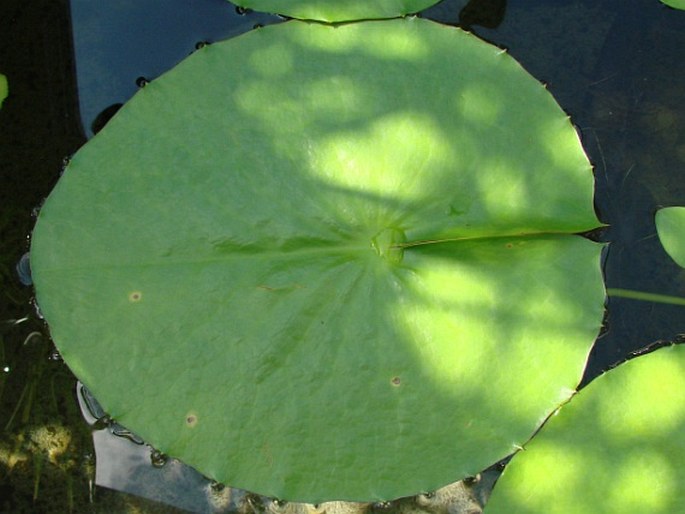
[3,0,685,512]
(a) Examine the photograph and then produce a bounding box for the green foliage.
[660,0,685,10]
[30,18,604,502]
[0,73,7,108]
[229,0,442,22]
[656,207,685,268]
[485,344,685,514]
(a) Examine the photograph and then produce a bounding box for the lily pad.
[30,18,604,502]
[229,0,441,22]
[484,344,685,514]
[0,73,7,107]
[660,0,685,10]
[656,207,685,268]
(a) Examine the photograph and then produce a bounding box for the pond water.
[1,0,684,512]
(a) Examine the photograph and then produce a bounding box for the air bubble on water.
[463,474,480,486]
[30,198,46,218]
[210,481,225,493]
[206,481,234,509]
[15,252,32,286]
[48,347,62,361]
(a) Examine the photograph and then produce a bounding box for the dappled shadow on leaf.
[30,18,604,503]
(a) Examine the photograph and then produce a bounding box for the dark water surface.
[1,0,684,512]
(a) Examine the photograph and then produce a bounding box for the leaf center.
[371,227,406,264]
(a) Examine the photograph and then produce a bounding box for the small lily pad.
[656,207,685,268]
[30,18,604,502]
[0,73,7,107]
[485,344,685,514]
[660,0,685,10]
[229,0,442,22]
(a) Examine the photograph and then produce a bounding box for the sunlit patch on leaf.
[229,0,443,22]
[30,18,604,502]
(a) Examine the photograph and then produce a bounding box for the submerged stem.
[606,288,685,307]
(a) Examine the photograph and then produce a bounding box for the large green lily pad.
[30,18,604,502]
[485,344,685,514]
[656,206,685,268]
[229,0,441,22]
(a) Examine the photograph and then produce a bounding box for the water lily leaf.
[0,73,7,107]
[660,0,685,10]
[656,207,685,268]
[30,18,604,502]
[229,0,441,22]
[484,344,685,514]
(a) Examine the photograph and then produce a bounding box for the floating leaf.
[485,344,685,514]
[229,0,441,22]
[656,207,685,268]
[660,0,685,10]
[0,73,7,108]
[30,18,604,502]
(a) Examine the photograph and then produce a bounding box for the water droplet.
[135,76,149,88]
[2,366,10,373]
[195,41,211,50]
[128,291,142,302]
[150,449,168,468]
[235,6,252,15]
[48,347,62,361]
[15,252,32,286]
[391,376,401,386]
[111,422,145,444]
